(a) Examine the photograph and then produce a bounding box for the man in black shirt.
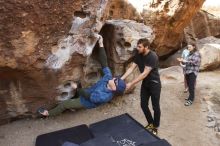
[121,38,161,135]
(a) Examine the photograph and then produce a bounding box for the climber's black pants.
[98,47,108,68]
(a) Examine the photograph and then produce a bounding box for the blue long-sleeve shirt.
[80,67,114,108]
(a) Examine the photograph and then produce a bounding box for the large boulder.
[0,0,109,124]
[0,0,204,124]
[102,0,205,57]
[197,37,220,70]
[184,10,220,43]
[0,0,155,124]
[100,19,154,76]
[142,0,205,57]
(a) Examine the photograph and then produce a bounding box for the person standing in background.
[179,47,190,93]
[177,44,201,106]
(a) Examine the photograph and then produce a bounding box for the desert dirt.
[0,70,220,146]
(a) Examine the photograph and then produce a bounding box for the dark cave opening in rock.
[109,10,113,16]
[74,11,87,18]
[124,42,131,48]
[158,39,188,62]
[63,82,71,88]
[61,92,68,98]
[215,34,220,38]
[91,23,117,72]
[159,47,180,61]
[91,23,136,76]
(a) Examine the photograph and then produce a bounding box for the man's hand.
[98,35,104,47]
[126,82,134,91]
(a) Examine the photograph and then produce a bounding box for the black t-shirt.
[134,50,160,84]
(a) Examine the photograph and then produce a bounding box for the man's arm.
[121,63,137,80]
[126,66,152,90]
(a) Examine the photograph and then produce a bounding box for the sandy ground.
[0,70,220,146]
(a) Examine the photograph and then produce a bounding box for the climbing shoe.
[145,123,154,131]
[152,127,158,135]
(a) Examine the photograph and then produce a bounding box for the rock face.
[100,20,154,75]
[0,0,204,124]
[184,10,220,43]
[0,0,109,124]
[197,37,220,71]
[142,0,205,57]
[101,0,205,57]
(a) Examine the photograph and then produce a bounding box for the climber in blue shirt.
[38,35,126,116]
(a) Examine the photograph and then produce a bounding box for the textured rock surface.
[0,0,108,124]
[184,10,220,43]
[197,37,220,70]
[100,19,154,76]
[0,0,205,124]
[142,0,205,57]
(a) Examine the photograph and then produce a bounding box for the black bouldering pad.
[80,135,118,146]
[89,114,159,145]
[138,139,171,146]
[35,114,171,146]
[35,125,93,146]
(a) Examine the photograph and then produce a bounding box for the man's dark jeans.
[140,81,161,127]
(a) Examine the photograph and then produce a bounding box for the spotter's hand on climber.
[37,35,126,117]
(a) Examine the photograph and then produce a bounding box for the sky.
[203,0,220,7]
[127,0,220,13]
[127,0,149,13]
